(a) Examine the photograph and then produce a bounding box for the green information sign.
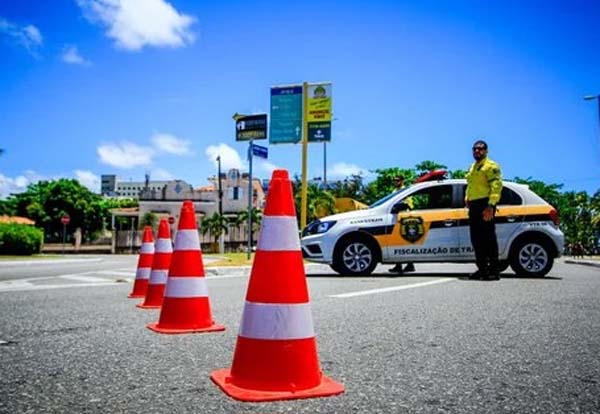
[270,85,303,144]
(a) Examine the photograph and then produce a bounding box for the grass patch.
[0,254,64,261]
[204,252,255,267]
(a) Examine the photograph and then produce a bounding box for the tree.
[414,160,447,176]
[362,167,417,205]
[200,212,229,245]
[329,174,366,200]
[140,212,158,230]
[293,183,337,223]
[234,207,262,233]
[1,178,138,242]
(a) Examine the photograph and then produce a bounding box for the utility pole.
[584,95,600,144]
[216,156,224,254]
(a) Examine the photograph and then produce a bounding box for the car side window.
[498,187,523,205]
[410,185,453,210]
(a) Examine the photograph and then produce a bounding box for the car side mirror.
[391,202,410,214]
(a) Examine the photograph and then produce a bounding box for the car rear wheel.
[509,237,554,277]
[333,238,378,276]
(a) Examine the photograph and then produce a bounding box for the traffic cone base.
[210,369,344,403]
[147,322,225,334]
[147,297,225,334]
[136,283,166,309]
[127,279,148,298]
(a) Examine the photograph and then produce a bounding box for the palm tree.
[294,184,337,224]
[200,212,229,252]
[235,207,262,247]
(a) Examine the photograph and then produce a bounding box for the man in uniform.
[389,175,416,274]
[466,140,503,281]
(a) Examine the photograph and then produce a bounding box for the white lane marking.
[329,278,456,298]
[60,275,113,283]
[96,270,133,277]
[0,282,120,292]
[0,258,103,267]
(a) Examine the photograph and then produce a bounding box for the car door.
[456,184,526,259]
[380,184,461,262]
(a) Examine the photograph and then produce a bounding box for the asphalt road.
[0,258,599,413]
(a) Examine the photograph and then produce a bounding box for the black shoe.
[483,273,500,281]
[403,263,416,272]
[388,265,404,274]
[468,270,486,280]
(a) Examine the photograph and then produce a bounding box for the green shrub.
[0,223,44,255]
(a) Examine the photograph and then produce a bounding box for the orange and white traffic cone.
[211,169,345,402]
[128,226,154,298]
[148,200,225,334]
[137,219,172,309]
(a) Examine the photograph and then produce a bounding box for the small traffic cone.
[128,226,154,298]
[137,219,172,309]
[148,200,225,334]
[211,169,344,402]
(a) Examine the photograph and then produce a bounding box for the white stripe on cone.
[135,268,151,280]
[154,239,172,253]
[140,242,154,254]
[174,229,201,250]
[257,216,301,252]
[238,301,315,340]
[164,277,208,298]
[149,269,168,285]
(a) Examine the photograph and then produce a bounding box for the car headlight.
[302,220,337,236]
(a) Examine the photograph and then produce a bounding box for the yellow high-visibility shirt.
[466,157,502,206]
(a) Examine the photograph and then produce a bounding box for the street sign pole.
[247,139,254,260]
[301,81,309,230]
[62,223,66,256]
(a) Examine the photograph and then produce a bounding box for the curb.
[564,259,600,268]
[205,263,326,277]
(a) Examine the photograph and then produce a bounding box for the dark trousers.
[468,198,499,273]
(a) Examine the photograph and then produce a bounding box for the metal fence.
[113,225,259,253]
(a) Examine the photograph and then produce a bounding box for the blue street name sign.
[270,85,303,144]
[251,143,268,159]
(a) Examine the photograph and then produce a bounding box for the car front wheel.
[509,237,554,277]
[333,238,378,276]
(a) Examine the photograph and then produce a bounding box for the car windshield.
[369,188,410,209]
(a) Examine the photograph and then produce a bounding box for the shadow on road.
[306,271,563,281]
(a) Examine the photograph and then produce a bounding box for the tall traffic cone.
[128,226,154,298]
[211,169,344,402]
[148,200,225,334]
[137,219,172,309]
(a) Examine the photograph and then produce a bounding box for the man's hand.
[482,206,495,221]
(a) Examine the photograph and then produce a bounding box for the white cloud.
[328,162,368,178]
[151,168,173,180]
[74,170,100,192]
[257,160,279,175]
[61,45,91,66]
[97,142,155,169]
[77,0,196,51]
[151,132,192,155]
[0,170,47,199]
[0,18,43,57]
[205,143,244,171]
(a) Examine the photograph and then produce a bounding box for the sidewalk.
[563,257,600,268]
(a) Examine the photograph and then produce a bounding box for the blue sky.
[1,0,599,198]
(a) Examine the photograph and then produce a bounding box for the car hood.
[318,209,380,222]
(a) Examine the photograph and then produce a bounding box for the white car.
[301,178,564,277]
